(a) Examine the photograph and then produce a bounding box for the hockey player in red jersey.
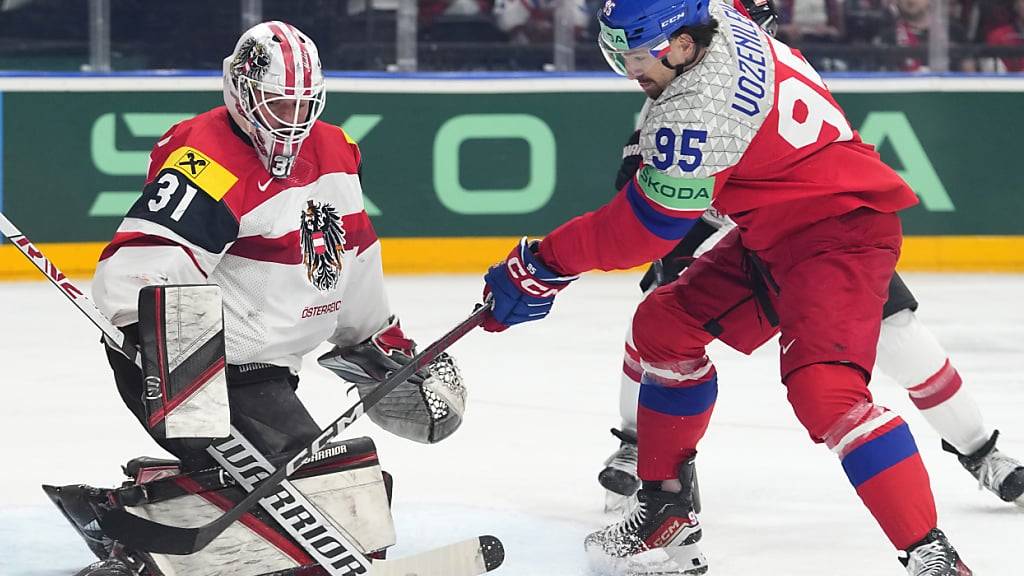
[480,0,973,574]
[597,3,1024,513]
[50,22,469,576]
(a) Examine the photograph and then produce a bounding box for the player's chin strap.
[659,43,707,75]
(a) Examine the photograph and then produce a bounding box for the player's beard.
[637,77,664,99]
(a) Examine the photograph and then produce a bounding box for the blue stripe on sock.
[624,180,697,241]
[841,422,919,488]
[638,375,718,416]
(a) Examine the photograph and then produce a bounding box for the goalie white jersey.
[93,107,391,373]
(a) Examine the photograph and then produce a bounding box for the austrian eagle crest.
[300,200,345,292]
[230,36,271,82]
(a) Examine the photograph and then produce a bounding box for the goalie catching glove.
[318,317,466,444]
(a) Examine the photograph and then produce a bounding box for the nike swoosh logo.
[258,178,273,192]
[155,136,172,148]
[781,338,797,355]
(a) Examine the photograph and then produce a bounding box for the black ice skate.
[600,428,641,513]
[898,529,972,576]
[585,459,707,576]
[943,430,1024,506]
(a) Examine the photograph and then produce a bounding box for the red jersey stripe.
[341,210,379,256]
[227,231,302,265]
[99,232,207,278]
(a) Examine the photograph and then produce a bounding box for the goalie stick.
[103,299,491,555]
[1,212,497,571]
[373,536,504,576]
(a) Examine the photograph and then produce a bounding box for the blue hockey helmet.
[597,0,711,77]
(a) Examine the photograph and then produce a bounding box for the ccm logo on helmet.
[507,256,560,298]
[661,10,689,28]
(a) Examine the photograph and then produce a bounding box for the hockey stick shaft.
[0,212,132,356]
[101,298,493,554]
[2,210,492,560]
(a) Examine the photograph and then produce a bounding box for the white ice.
[1,273,1022,575]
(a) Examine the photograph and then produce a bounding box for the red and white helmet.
[223,21,326,178]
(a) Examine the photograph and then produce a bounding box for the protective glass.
[598,22,671,78]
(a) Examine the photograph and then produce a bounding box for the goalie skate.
[944,430,1024,506]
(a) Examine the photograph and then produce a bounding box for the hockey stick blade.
[371,535,504,576]
[100,300,493,555]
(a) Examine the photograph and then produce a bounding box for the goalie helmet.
[223,21,326,178]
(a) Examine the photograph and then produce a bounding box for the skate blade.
[586,544,708,576]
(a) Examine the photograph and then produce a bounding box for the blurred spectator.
[419,0,507,42]
[0,0,36,10]
[420,0,489,24]
[348,0,399,16]
[882,0,976,70]
[492,0,589,44]
[844,0,893,43]
[986,0,1024,70]
[776,0,845,44]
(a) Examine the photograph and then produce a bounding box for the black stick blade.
[478,535,505,572]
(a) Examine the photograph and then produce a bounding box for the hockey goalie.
[41,21,499,576]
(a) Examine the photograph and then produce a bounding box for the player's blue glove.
[482,237,578,332]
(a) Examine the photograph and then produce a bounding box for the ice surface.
[1,273,1021,575]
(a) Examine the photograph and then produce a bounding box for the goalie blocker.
[137,284,230,441]
[44,437,396,576]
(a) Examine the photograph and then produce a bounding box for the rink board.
[0,73,1022,278]
[2,235,1022,280]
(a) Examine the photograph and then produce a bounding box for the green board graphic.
[2,89,1021,243]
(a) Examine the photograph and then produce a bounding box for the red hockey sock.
[632,289,717,481]
[786,364,937,549]
[636,367,717,480]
